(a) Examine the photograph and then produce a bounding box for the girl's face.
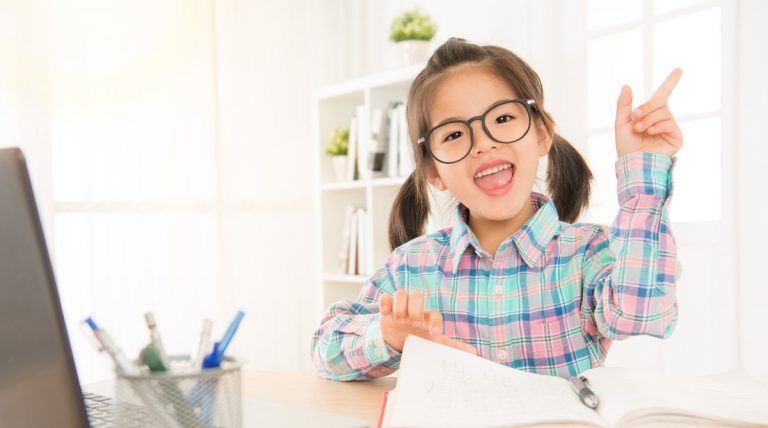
[426,64,551,223]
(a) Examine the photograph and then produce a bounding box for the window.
[571,0,737,375]
[583,0,723,224]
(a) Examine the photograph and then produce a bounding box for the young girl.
[311,38,682,380]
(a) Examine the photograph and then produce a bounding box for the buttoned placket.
[490,242,513,364]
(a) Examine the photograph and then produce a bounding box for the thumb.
[615,85,634,127]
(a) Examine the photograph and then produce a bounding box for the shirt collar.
[449,192,561,272]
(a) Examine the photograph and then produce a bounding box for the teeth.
[474,163,512,179]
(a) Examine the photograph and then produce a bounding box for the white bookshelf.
[313,64,430,314]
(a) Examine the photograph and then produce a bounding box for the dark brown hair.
[388,37,593,250]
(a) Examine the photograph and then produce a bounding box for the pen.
[199,309,242,427]
[144,312,171,369]
[202,310,244,369]
[84,317,140,375]
[570,374,599,409]
[84,317,181,428]
[192,319,213,369]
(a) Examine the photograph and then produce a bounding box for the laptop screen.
[0,148,89,427]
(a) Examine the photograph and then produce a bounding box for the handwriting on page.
[420,359,584,422]
[392,340,604,427]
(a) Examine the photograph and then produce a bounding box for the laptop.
[0,147,369,428]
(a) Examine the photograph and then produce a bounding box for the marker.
[84,317,139,375]
[202,310,244,369]
[192,319,213,369]
[84,317,180,428]
[144,312,171,369]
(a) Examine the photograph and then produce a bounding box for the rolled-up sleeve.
[581,151,681,341]
[310,254,402,381]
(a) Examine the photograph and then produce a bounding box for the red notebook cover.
[377,391,389,428]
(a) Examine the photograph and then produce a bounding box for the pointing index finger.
[652,68,683,100]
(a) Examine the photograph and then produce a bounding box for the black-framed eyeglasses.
[417,98,536,164]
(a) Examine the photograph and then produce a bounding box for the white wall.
[211,0,324,372]
[736,0,768,384]
[0,0,327,381]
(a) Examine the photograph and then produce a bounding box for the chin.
[471,194,527,222]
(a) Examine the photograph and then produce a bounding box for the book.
[337,205,355,273]
[396,103,414,177]
[380,336,768,428]
[386,102,402,177]
[355,208,367,276]
[347,117,358,181]
[356,104,371,181]
[369,108,388,178]
[346,209,358,275]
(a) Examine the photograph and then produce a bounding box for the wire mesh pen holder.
[115,357,242,428]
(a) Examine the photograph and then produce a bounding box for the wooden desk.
[242,371,396,427]
[85,370,396,427]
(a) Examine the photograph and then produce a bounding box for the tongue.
[474,167,513,190]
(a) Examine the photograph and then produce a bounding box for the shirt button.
[497,349,508,361]
[493,285,504,295]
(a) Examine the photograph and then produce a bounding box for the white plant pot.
[395,40,430,66]
[331,155,348,182]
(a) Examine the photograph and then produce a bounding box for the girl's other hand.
[615,68,684,158]
[378,290,477,355]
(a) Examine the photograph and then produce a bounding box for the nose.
[469,118,498,158]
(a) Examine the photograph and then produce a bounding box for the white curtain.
[1,0,324,383]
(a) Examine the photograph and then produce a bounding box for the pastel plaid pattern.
[311,151,680,381]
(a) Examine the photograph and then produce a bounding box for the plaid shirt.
[311,152,680,381]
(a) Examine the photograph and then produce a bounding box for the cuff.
[362,317,402,365]
[615,151,675,205]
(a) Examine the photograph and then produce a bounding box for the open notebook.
[380,336,768,428]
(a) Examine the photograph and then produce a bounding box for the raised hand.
[379,289,477,355]
[615,68,684,158]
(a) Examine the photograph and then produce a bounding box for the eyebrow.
[430,98,513,128]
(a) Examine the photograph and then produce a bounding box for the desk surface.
[242,371,395,427]
[86,370,395,428]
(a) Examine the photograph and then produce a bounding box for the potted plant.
[326,127,349,182]
[390,8,437,66]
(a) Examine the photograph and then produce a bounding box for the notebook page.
[390,336,605,428]
[582,367,768,427]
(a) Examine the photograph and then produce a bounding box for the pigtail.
[546,134,593,223]
[388,170,431,251]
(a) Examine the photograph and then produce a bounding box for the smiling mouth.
[473,162,513,179]
[473,163,515,193]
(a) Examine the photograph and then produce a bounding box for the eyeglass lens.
[427,100,530,163]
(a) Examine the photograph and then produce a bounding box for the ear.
[536,121,553,157]
[426,164,448,191]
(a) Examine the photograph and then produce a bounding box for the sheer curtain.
[1,0,323,383]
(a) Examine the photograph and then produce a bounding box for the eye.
[496,114,515,124]
[444,131,463,142]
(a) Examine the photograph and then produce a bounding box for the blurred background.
[1,0,766,385]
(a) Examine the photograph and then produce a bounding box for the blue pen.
[202,310,244,369]
[195,311,244,427]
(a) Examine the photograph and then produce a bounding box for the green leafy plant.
[389,9,437,42]
[325,127,349,156]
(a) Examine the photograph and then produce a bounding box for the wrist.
[376,318,404,356]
